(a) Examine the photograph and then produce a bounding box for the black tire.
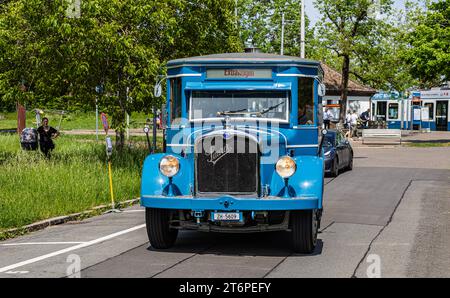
[291,210,318,254]
[331,157,339,177]
[347,152,353,171]
[145,208,178,249]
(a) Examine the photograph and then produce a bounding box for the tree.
[348,1,421,92]
[0,0,241,148]
[314,0,393,122]
[402,0,450,88]
[238,0,315,56]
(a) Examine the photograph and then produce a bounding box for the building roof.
[168,53,321,67]
[321,63,376,97]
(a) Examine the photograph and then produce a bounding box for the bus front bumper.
[140,195,319,211]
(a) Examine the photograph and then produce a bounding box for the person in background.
[360,108,371,128]
[156,114,162,130]
[323,108,333,129]
[298,105,313,125]
[350,110,358,137]
[345,110,352,130]
[37,117,59,158]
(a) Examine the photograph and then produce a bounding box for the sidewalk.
[350,131,450,148]
[401,131,450,143]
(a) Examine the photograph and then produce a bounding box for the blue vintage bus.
[372,89,450,131]
[141,53,327,253]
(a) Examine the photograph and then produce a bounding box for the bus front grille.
[195,134,259,195]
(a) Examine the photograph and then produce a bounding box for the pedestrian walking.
[349,110,358,138]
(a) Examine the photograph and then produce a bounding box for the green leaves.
[238,0,313,56]
[402,0,450,87]
[0,0,241,125]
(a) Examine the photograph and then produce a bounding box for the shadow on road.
[146,230,324,257]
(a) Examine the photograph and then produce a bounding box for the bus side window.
[298,77,314,125]
[424,103,434,120]
[388,103,399,119]
[170,78,182,125]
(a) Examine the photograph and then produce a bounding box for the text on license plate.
[212,212,242,221]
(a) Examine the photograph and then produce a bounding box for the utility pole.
[300,0,305,58]
[281,12,285,55]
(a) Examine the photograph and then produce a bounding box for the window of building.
[298,77,314,125]
[388,103,399,119]
[170,78,182,125]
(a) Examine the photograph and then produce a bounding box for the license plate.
[212,212,242,222]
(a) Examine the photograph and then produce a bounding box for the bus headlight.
[276,156,296,178]
[159,155,180,177]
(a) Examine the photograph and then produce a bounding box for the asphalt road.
[1,145,449,278]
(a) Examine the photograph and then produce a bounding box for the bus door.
[436,101,448,131]
[423,101,435,130]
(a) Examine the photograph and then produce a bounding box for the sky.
[305,0,411,25]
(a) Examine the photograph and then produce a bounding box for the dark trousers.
[39,141,55,158]
[324,120,331,129]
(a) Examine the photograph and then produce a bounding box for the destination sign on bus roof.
[206,68,272,79]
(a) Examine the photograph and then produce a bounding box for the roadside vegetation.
[0,133,154,232]
[406,142,450,148]
[0,111,153,130]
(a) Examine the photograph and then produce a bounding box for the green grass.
[0,111,153,130]
[0,133,151,232]
[406,142,450,147]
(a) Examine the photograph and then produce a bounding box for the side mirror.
[318,83,326,97]
[322,129,328,136]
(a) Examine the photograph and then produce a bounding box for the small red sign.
[101,113,109,134]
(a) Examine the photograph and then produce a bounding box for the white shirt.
[346,114,352,124]
[350,113,358,125]
[323,110,333,121]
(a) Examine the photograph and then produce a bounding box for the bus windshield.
[190,90,289,121]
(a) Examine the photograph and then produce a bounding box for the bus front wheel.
[145,208,178,249]
[291,210,318,254]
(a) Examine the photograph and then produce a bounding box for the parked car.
[324,129,353,177]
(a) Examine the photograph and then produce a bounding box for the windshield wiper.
[216,101,286,117]
[216,108,248,116]
[257,101,286,116]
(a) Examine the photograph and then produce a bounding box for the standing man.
[37,117,59,158]
[323,108,333,129]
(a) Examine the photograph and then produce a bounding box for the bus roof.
[167,53,321,68]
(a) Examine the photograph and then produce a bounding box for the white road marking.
[121,210,145,213]
[5,271,29,274]
[0,242,86,246]
[0,224,146,273]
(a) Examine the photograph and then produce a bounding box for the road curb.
[0,198,141,241]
